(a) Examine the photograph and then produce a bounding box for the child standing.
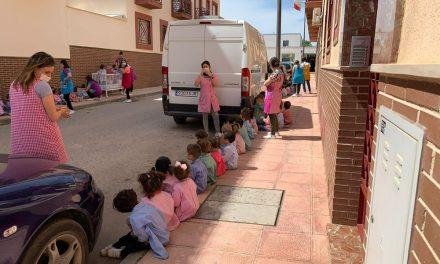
[121,60,134,103]
[153,156,179,194]
[171,161,199,221]
[221,131,239,170]
[291,60,304,97]
[209,136,226,177]
[282,101,293,126]
[139,171,180,231]
[187,143,208,194]
[197,138,217,185]
[100,189,169,259]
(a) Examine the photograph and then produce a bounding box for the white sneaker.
[263,133,274,139]
[275,132,282,139]
[69,110,75,115]
[292,93,297,97]
[124,99,132,103]
[107,247,124,258]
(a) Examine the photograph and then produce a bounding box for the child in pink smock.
[153,156,179,194]
[139,171,180,231]
[171,161,199,221]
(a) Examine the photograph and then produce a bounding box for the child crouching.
[100,189,169,259]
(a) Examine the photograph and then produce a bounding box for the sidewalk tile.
[312,235,331,264]
[313,198,331,215]
[276,182,312,197]
[138,246,198,264]
[279,172,312,185]
[312,214,331,235]
[204,226,262,254]
[195,249,253,264]
[258,231,311,262]
[265,211,312,234]
[253,257,309,264]
[280,196,312,213]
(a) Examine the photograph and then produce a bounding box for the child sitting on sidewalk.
[209,136,226,177]
[153,156,178,194]
[253,94,266,131]
[236,119,252,151]
[195,129,209,140]
[231,121,246,154]
[139,171,180,231]
[197,138,217,185]
[187,143,208,194]
[282,101,293,126]
[100,189,169,259]
[241,107,256,139]
[221,131,239,170]
[277,103,285,129]
[171,160,199,221]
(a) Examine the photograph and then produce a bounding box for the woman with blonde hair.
[9,51,70,163]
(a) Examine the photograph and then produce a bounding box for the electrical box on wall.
[365,107,424,264]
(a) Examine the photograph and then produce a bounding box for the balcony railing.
[172,0,192,20]
[135,0,162,9]
[194,7,210,19]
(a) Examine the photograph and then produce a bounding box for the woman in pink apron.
[9,52,70,163]
[194,61,221,136]
[263,57,284,139]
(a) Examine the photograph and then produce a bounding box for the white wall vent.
[312,8,322,26]
[350,36,371,67]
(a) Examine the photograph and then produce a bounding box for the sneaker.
[263,133,274,139]
[69,110,75,115]
[124,99,132,103]
[275,132,282,139]
[292,93,297,97]
[107,247,124,258]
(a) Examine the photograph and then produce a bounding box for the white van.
[161,18,267,124]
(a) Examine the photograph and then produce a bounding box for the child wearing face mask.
[121,60,134,103]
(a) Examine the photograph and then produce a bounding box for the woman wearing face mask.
[59,59,75,114]
[9,52,70,163]
[194,61,221,136]
[121,60,134,103]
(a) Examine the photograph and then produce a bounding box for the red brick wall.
[317,67,370,225]
[365,75,440,262]
[0,46,162,99]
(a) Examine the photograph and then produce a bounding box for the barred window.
[135,12,153,50]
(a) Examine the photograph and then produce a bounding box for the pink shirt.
[172,179,200,222]
[211,150,226,176]
[197,75,220,113]
[163,174,180,194]
[141,191,180,231]
[235,133,246,154]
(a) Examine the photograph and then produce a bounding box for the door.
[168,25,205,106]
[205,24,243,107]
[365,107,424,264]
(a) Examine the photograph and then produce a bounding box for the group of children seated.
[253,92,293,132]
[101,100,295,260]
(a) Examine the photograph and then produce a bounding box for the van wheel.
[173,116,187,124]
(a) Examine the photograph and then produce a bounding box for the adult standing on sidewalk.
[291,60,304,97]
[9,52,70,163]
[59,59,75,114]
[121,60,135,103]
[301,58,311,93]
[194,60,221,136]
[263,57,284,139]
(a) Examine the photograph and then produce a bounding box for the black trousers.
[63,93,73,110]
[294,83,301,94]
[269,114,278,135]
[125,87,133,99]
[113,232,149,258]
[303,80,311,92]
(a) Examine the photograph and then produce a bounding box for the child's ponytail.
[138,171,166,198]
[172,160,190,181]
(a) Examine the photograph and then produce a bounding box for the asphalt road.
[0,95,205,264]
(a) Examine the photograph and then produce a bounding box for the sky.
[220,0,309,39]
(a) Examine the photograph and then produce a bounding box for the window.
[282,40,289,47]
[135,12,153,50]
[160,19,168,51]
[213,1,218,15]
[325,0,334,63]
[206,0,211,14]
[333,0,341,45]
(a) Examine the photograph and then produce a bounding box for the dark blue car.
[0,157,104,264]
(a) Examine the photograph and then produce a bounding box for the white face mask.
[39,74,51,83]
[121,63,127,67]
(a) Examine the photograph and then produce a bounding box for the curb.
[0,89,162,126]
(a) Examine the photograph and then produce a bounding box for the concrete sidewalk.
[123,74,332,264]
[0,86,162,126]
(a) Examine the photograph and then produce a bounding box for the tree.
[302,40,312,47]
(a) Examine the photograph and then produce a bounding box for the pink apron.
[197,76,220,113]
[9,81,68,163]
[264,72,284,114]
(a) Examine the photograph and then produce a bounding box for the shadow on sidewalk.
[291,105,313,129]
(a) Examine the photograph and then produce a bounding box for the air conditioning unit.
[312,8,322,26]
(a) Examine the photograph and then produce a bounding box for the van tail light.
[162,66,169,95]
[241,68,250,97]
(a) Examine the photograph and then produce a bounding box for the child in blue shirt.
[221,131,239,170]
[186,143,208,194]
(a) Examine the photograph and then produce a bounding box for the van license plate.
[175,90,198,97]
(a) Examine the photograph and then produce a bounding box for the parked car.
[161,18,268,124]
[0,157,104,264]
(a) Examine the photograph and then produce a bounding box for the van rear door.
[168,25,205,106]
[205,25,243,108]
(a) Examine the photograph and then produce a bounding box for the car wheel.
[173,116,187,124]
[20,219,88,264]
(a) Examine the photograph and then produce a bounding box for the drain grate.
[195,185,283,226]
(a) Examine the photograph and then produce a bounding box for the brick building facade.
[307,0,440,261]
